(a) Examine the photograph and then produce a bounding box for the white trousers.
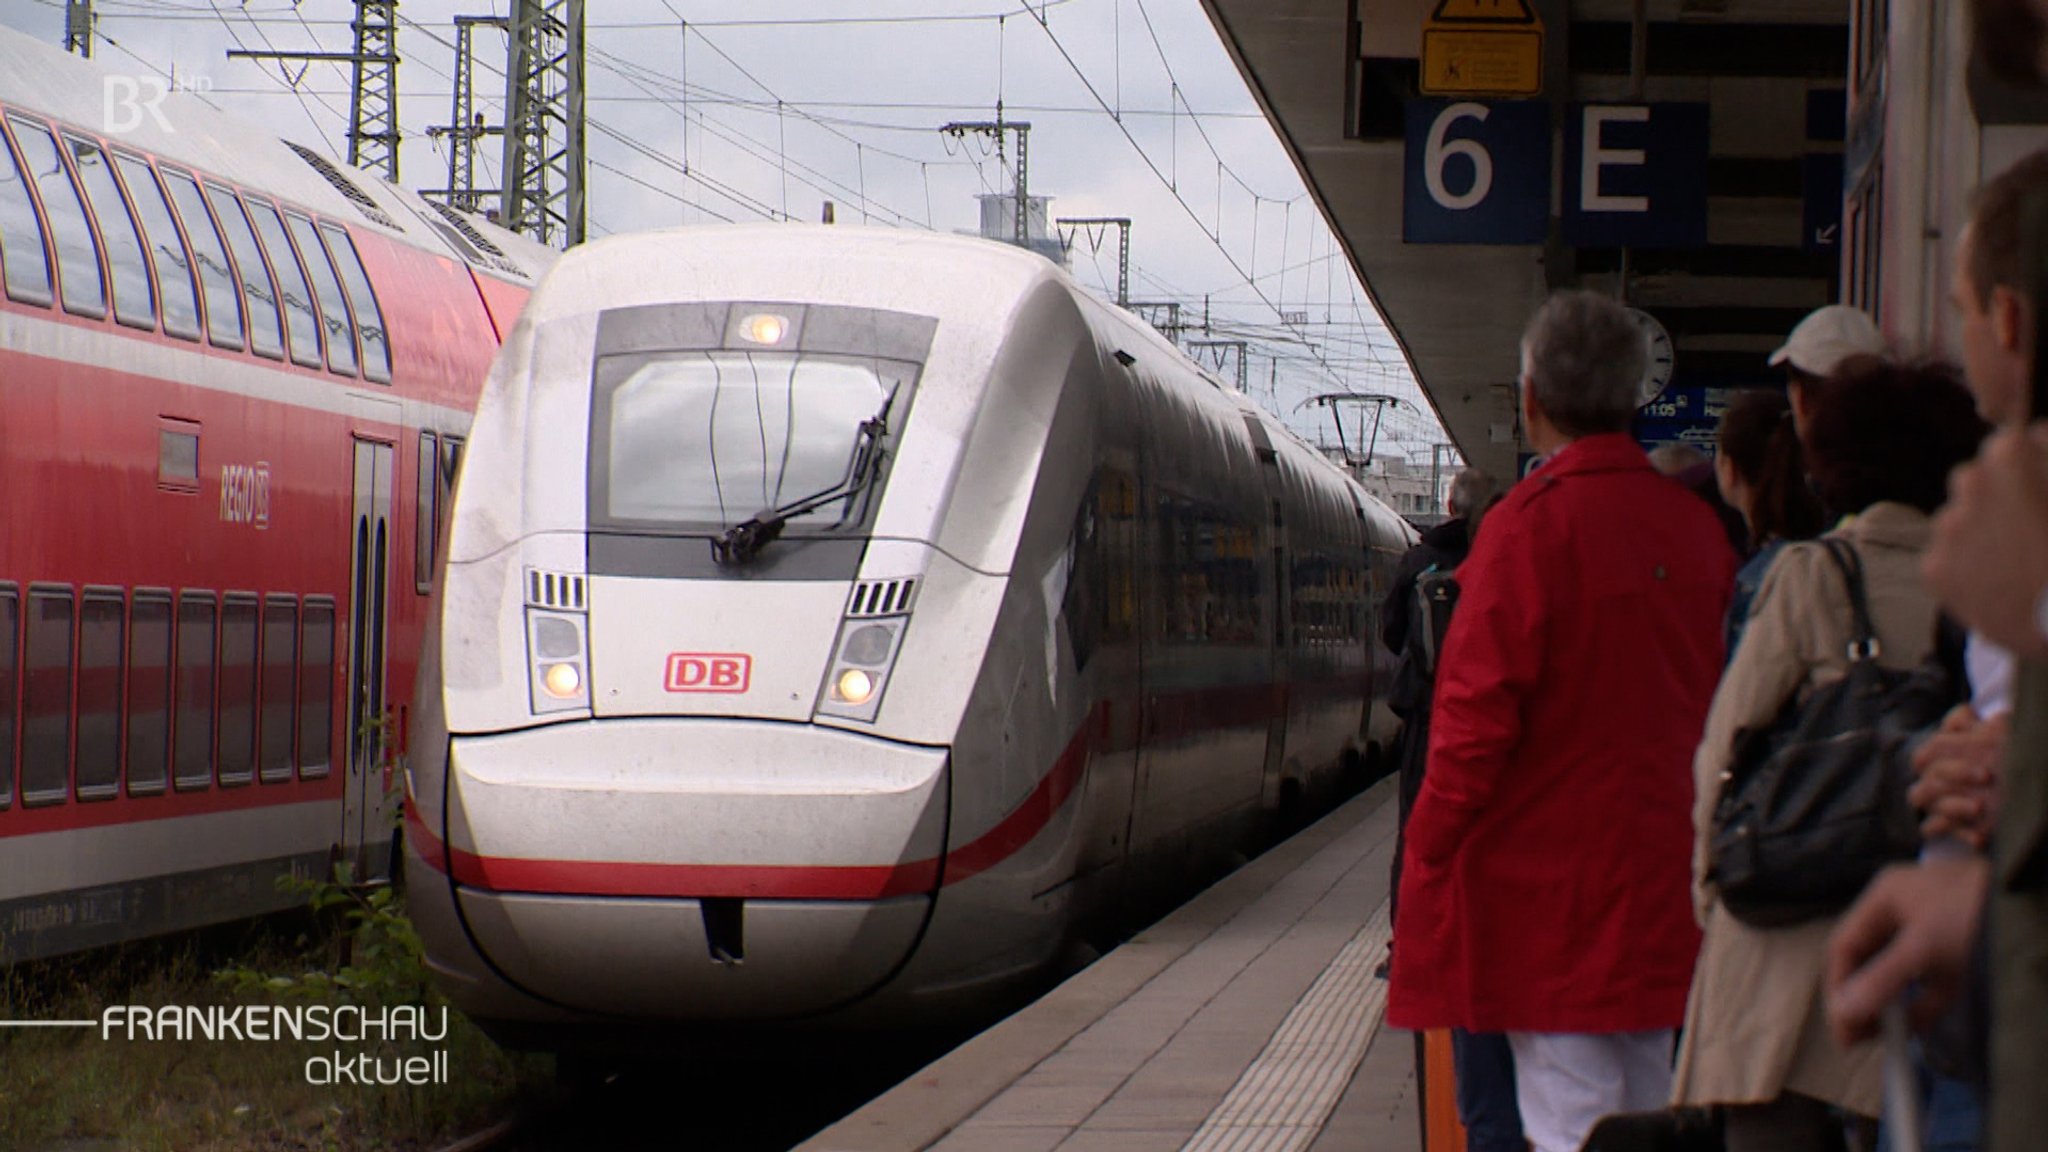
[1505,1029,1676,1152]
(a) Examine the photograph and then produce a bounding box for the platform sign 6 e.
[1420,0,1544,97]
[1402,99,1551,245]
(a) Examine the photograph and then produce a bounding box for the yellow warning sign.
[1420,0,1544,96]
[1430,0,1538,23]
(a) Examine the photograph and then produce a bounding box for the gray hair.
[1520,291,1647,437]
[1447,468,1496,518]
[1647,443,1708,477]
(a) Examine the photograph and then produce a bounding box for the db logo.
[665,653,751,694]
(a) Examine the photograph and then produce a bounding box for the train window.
[298,600,335,778]
[245,199,323,369]
[320,224,391,384]
[259,597,296,783]
[158,419,199,493]
[598,353,902,530]
[160,169,244,351]
[217,594,257,786]
[0,125,52,306]
[125,590,171,796]
[0,585,16,808]
[75,589,124,801]
[8,117,103,319]
[286,213,357,377]
[206,186,284,361]
[173,592,216,791]
[21,586,74,806]
[114,156,201,342]
[416,431,439,593]
[67,136,154,331]
[1155,496,1261,646]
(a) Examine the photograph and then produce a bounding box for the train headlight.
[833,668,875,705]
[816,615,906,723]
[542,662,583,699]
[738,312,789,346]
[527,609,589,714]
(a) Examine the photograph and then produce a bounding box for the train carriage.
[0,25,552,963]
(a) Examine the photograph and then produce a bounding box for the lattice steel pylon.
[64,0,94,58]
[425,15,507,212]
[226,1,399,181]
[940,117,1030,245]
[500,0,586,248]
[348,2,399,180]
[1056,217,1131,307]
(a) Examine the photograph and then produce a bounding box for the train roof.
[0,21,554,284]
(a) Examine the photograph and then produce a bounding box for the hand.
[1826,856,1990,1046]
[1908,706,2008,850]
[1924,424,2048,659]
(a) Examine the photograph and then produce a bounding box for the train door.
[1242,416,1291,817]
[343,438,393,875]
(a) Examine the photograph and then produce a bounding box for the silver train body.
[406,226,1415,1048]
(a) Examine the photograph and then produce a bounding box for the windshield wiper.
[711,387,898,567]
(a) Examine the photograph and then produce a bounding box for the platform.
[799,780,1417,1152]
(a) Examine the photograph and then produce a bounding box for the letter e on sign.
[1561,102,1710,248]
[665,652,752,694]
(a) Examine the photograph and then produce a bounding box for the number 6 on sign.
[1402,98,1551,245]
[1425,103,1494,210]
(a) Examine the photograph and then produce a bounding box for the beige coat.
[1672,504,1941,1117]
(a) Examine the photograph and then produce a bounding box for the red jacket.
[1389,434,1734,1034]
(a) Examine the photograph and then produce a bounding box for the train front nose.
[437,719,947,1021]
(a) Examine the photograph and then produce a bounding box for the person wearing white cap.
[1768,304,1887,437]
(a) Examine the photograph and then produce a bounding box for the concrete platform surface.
[799,780,1418,1152]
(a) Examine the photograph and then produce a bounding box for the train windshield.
[599,351,894,531]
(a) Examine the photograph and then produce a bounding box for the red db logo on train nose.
[664,653,752,694]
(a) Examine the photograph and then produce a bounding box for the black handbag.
[1707,540,1960,928]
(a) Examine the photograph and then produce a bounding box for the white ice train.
[405,225,1415,1050]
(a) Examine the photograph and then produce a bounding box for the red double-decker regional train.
[0,25,553,962]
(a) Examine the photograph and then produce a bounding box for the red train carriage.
[0,25,553,962]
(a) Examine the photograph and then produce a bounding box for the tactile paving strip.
[1180,902,1393,1152]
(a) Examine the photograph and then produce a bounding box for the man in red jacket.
[1389,291,1735,1152]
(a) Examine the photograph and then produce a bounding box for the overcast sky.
[0,0,1449,459]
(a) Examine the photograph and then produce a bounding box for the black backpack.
[1707,540,1965,928]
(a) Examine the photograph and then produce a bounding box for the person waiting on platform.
[1772,304,1888,439]
[1713,390,1827,661]
[1674,358,1987,1151]
[1387,290,1734,1152]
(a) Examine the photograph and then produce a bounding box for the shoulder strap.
[1818,538,1880,661]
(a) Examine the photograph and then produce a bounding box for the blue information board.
[1561,103,1710,248]
[1403,99,1552,245]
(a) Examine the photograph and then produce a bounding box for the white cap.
[1768,305,1886,378]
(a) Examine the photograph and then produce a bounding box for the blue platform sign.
[1403,99,1552,244]
[1561,103,1710,248]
